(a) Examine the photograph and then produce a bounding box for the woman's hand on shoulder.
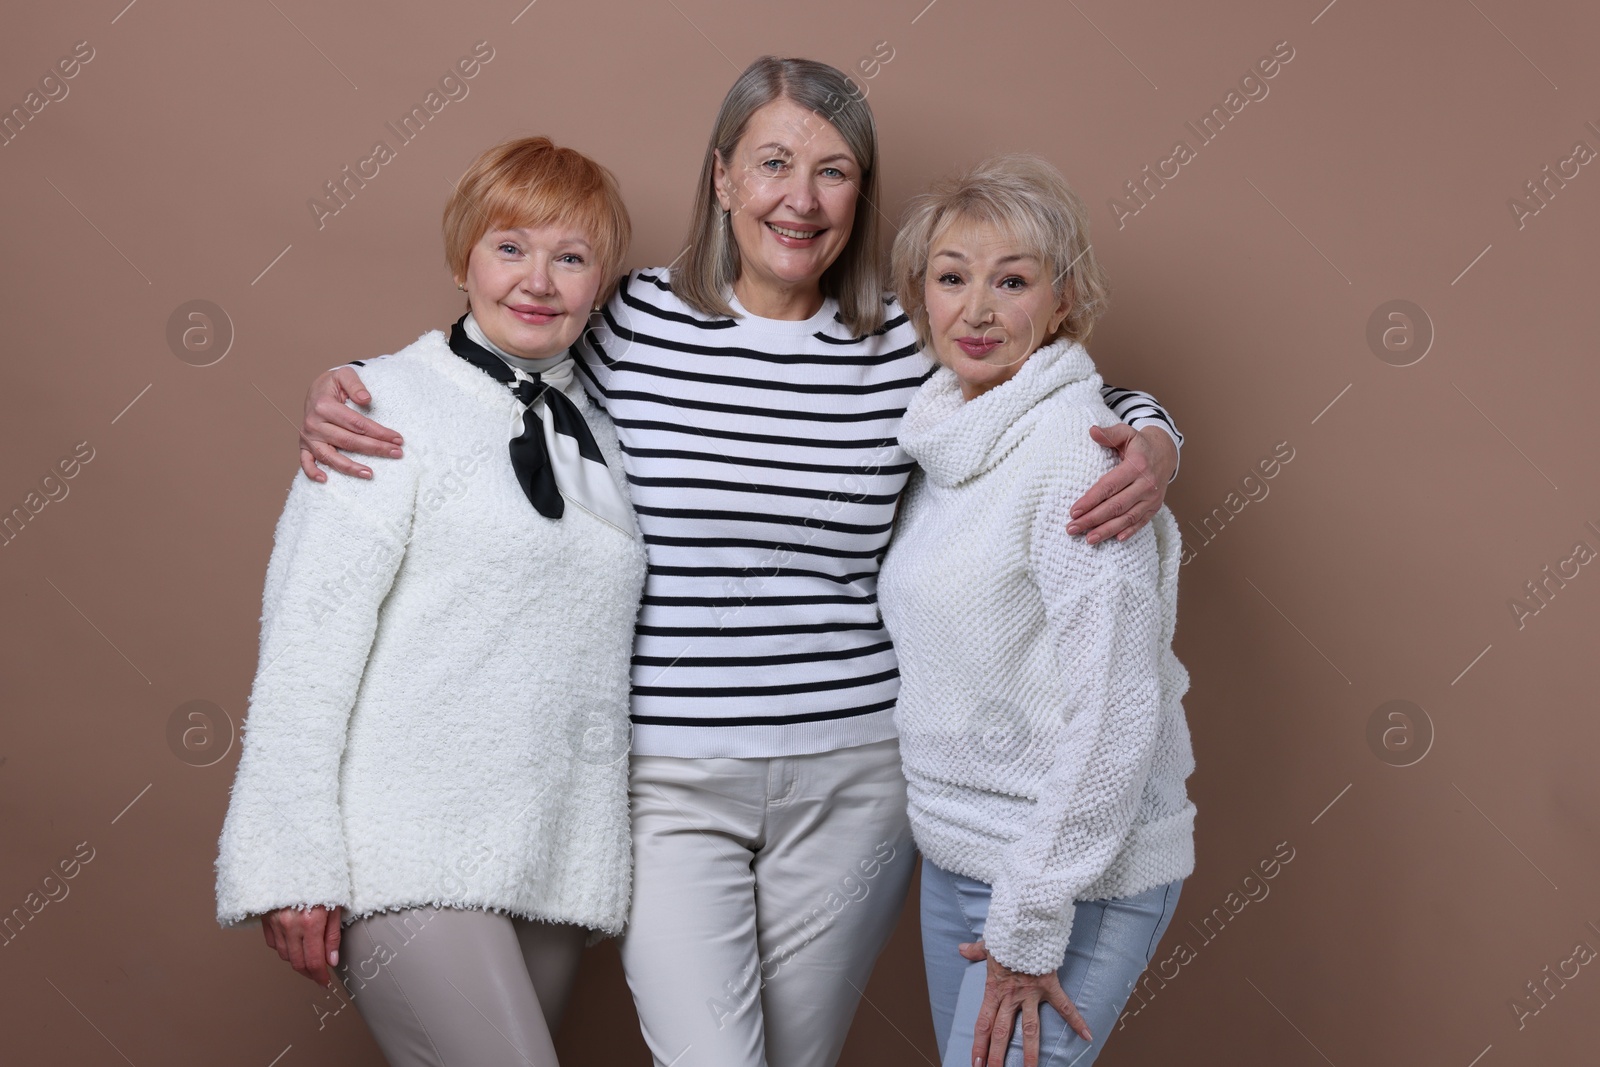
[1066,424,1176,544]
[260,904,343,986]
[298,367,404,482]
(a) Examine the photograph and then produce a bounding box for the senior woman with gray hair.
[293,60,1186,1067]
[880,156,1196,1067]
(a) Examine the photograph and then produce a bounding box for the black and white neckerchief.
[447,313,633,536]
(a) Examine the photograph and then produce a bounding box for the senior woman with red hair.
[215,137,645,1067]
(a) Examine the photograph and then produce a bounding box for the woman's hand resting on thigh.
[261,905,343,986]
[959,938,1093,1067]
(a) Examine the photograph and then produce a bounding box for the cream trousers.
[620,738,918,1067]
[336,906,585,1066]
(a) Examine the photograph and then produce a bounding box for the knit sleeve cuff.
[984,882,1075,976]
[214,784,352,928]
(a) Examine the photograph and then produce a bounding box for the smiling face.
[456,223,603,360]
[923,214,1073,401]
[713,97,861,317]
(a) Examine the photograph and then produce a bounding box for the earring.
[457,283,467,292]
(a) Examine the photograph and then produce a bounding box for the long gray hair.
[674,56,885,336]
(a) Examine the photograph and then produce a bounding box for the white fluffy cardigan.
[214,330,647,935]
[879,340,1196,975]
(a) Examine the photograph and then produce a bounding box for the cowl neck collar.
[898,340,1097,487]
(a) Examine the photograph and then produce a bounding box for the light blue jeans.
[921,858,1182,1067]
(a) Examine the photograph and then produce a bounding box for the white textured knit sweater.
[878,340,1196,975]
[214,330,647,935]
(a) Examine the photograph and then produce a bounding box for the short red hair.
[442,136,631,301]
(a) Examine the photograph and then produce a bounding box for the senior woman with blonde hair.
[880,155,1196,1067]
[215,136,646,1067]
[290,59,1187,1067]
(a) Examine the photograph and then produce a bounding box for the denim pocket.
[1139,880,1182,966]
[949,870,992,942]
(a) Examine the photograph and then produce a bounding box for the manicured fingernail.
[1067,524,1080,534]
[389,448,402,458]
[358,470,373,479]
[330,950,338,966]
[1086,534,1099,544]
[356,392,370,402]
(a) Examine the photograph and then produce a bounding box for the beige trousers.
[335,906,586,1066]
[620,738,918,1067]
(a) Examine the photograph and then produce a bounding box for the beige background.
[3,0,1597,1063]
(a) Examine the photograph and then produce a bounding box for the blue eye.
[822,166,845,179]
[762,158,786,171]
[558,253,586,265]
[498,242,520,255]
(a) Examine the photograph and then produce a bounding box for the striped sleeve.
[1101,385,1183,481]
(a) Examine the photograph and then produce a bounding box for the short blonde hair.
[890,155,1108,350]
[442,136,631,304]
[675,57,885,337]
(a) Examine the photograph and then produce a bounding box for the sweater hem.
[217,897,346,931]
[217,894,628,939]
[912,806,1197,906]
[629,709,898,759]
[343,897,626,939]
